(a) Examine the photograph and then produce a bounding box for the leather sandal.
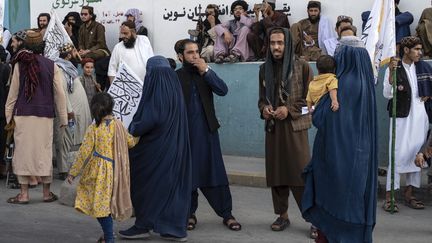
[214,55,224,64]
[223,54,239,63]
[405,197,425,209]
[7,193,29,204]
[187,214,197,230]
[223,216,242,231]
[270,217,290,231]
[43,192,58,203]
[382,200,399,213]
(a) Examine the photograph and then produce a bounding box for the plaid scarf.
[11,50,40,102]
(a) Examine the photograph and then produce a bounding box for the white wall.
[31,0,430,58]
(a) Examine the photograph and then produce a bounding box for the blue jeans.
[97,215,114,242]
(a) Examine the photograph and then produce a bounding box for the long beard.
[123,36,136,49]
[309,15,320,24]
[182,60,198,72]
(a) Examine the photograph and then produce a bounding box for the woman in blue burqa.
[119,56,192,241]
[301,36,378,243]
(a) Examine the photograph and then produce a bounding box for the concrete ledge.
[228,171,266,188]
[225,155,432,204]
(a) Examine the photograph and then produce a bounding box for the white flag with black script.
[361,0,396,83]
[107,62,144,128]
[44,9,73,60]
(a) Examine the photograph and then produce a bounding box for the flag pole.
[390,61,397,214]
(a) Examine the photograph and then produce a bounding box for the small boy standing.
[307,55,339,112]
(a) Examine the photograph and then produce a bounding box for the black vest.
[387,62,412,118]
[176,68,220,133]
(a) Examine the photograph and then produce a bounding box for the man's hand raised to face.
[191,58,209,75]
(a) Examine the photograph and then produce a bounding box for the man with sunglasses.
[79,6,111,90]
[78,6,110,61]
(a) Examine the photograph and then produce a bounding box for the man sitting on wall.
[214,0,255,63]
[290,1,336,61]
[247,0,290,60]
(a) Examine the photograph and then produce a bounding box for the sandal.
[270,217,290,231]
[43,192,58,203]
[7,193,29,204]
[223,216,242,231]
[214,55,225,64]
[405,197,425,209]
[382,200,399,213]
[223,54,239,63]
[187,214,197,230]
[310,225,318,239]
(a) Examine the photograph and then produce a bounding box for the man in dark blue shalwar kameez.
[175,39,242,231]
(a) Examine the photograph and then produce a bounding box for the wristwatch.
[204,65,211,73]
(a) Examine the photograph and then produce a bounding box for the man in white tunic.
[383,36,429,212]
[108,21,154,83]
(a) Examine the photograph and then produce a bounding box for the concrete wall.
[210,61,413,167]
[4,1,426,167]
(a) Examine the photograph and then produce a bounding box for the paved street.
[0,180,431,243]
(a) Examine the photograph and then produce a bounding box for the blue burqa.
[128,56,192,238]
[302,44,378,243]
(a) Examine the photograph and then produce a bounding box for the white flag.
[361,0,396,82]
[107,62,144,128]
[44,9,73,61]
[0,0,5,42]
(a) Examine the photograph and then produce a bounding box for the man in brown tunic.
[290,1,321,61]
[78,6,110,61]
[416,7,432,58]
[258,27,312,231]
[247,0,290,59]
[79,6,111,90]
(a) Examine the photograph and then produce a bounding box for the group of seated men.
[190,0,432,64]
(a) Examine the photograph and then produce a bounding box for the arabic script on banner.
[107,62,143,128]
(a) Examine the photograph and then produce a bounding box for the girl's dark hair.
[90,92,114,126]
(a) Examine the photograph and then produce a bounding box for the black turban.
[231,0,249,14]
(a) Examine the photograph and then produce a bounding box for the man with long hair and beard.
[107,21,154,84]
[63,12,83,49]
[37,13,50,37]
